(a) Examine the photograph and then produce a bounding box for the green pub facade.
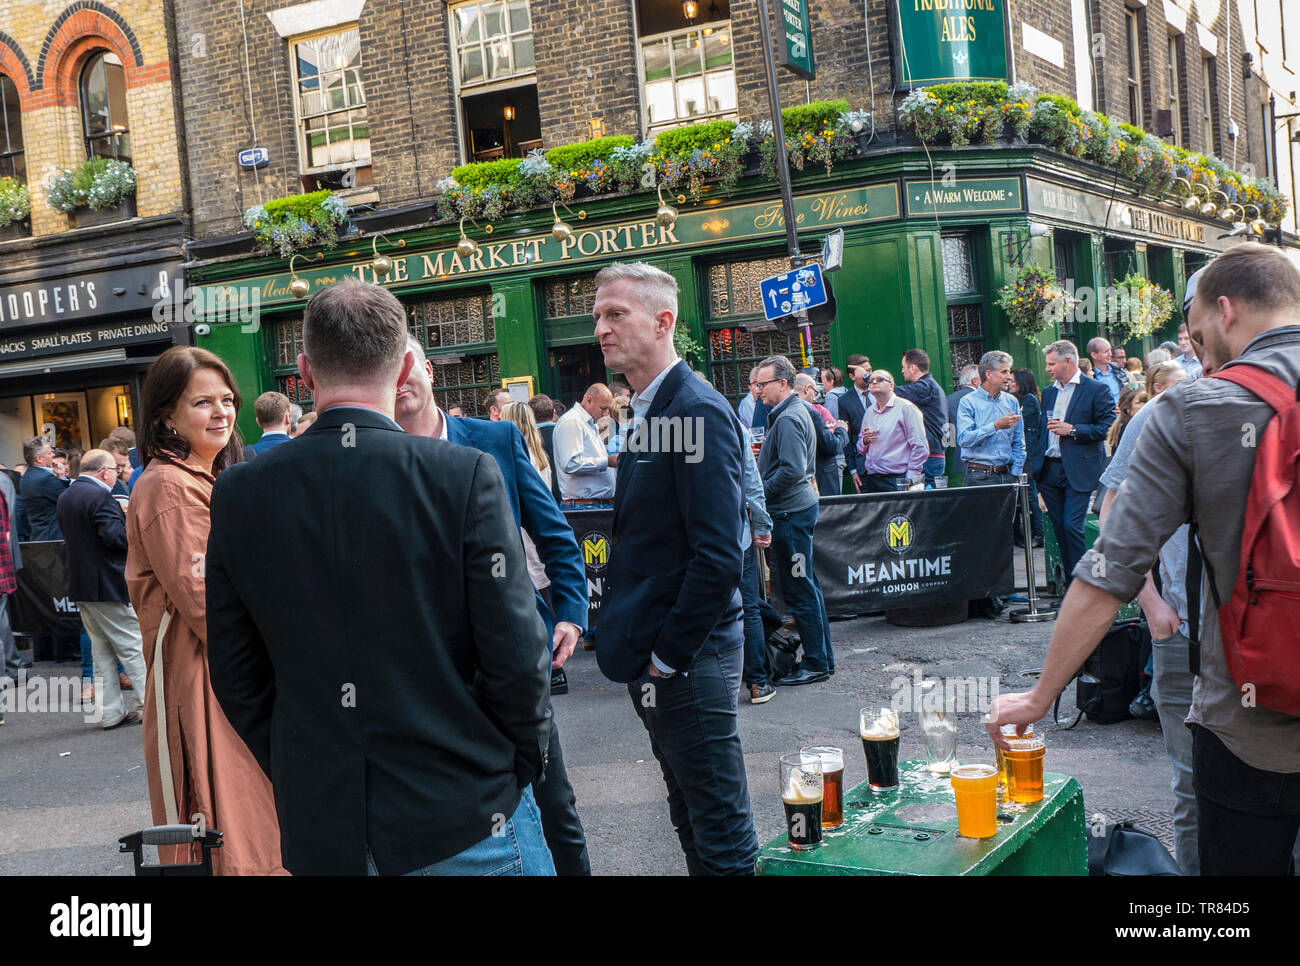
[188,143,1244,445]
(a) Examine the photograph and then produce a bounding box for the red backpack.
[1188,364,1300,716]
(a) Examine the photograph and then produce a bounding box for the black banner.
[806,486,1017,616]
[562,508,613,629]
[11,541,82,636]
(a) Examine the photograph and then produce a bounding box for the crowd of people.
[0,242,1295,877]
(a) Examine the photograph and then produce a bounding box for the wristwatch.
[1068,427,1077,438]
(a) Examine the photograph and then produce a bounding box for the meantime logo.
[581,533,609,572]
[886,514,913,554]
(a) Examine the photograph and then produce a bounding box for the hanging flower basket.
[1100,273,1174,342]
[244,190,350,258]
[995,263,1069,341]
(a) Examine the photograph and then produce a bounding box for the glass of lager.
[780,753,823,850]
[800,746,844,829]
[994,723,1034,795]
[919,709,958,774]
[949,763,999,838]
[1002,734,1046,804]
[859,707,900,790]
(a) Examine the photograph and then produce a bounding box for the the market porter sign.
[193,184,902,316]
[777,0,815,80]
[1026,177,1212,246]
[891,0,1009,87]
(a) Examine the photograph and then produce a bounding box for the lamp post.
[755,0,800,273]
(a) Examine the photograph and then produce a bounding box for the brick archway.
[0,32,35,101]
[35,2,149,108]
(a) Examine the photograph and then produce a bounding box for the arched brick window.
[0,73,22,180]
[80,49,130,162]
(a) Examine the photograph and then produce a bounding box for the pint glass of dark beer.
[800,745,844,829]
[860,707,901,790]
[780,753,823,850]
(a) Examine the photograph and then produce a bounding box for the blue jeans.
[769,503,833,673]
[740,542,769,688]
[1150,631,1198,875]
[629,640,759,875]
[922,455,947,488]
[366,786,556,876]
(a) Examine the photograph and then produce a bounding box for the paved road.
[1,590,1175,875]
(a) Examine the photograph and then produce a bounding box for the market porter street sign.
[777,0,815,80]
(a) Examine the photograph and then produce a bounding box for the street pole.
[756,0,802,272]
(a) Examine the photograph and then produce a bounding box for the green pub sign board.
[891,0,1009,87]
[777,0,815,80]
[905,176,1023,217]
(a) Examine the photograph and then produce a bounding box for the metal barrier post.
[1010,473,1058,623]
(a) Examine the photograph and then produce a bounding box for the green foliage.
[996,263,1067,341]
[673,323,704,367]
[0,176,31,227]
[653,119,737,157]
[780,99,850,137]
[451,158,525,191]
[264,189,334,220]
[244,190,349,258]
[42,158,136,213]
[545,136,635,174]
[926,83,1008,109]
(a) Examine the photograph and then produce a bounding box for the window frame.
[635,19,738,136]
[1201,56,1216,155]
[79,50,131,164]
[448,0,537,94]
[288,24,371,176]
[1167,34,1183,147]
[0,73,24,182]
[940,233,987,389]
[1125,7,1143,127]
[407,288,501,417]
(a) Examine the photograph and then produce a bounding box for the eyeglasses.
[869,376,893,385]
[754,378,785,389]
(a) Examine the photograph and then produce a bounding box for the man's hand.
[985,690,1050,750]
[851,472,862,493]
[993,413,1021,430]
[646,661,666,678]
[552,621,582,670]
[835,420,849,433]
[1047,418,1073,437]
[753,532,772,549]
[607,453,619,467]
[1145,597,1182,642]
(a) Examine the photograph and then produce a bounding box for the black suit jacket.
[837,384,868,473]
[596,361,745,683]
[20,467,68,541]
[205,407,553,876]
[55,478,128,602]
[538,422,563,503]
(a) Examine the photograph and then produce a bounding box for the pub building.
[177,0,1295,445]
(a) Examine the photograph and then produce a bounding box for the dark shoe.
[749,682,776,704]
[1012,533,1026,548]
[550,669,568,695]
[1128,689,1157,720]
[10,657,31,670]
[775,667,829,686]
[103,710,141,730]
[1032,534,1044,548]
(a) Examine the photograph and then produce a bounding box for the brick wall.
[0,0,184,236]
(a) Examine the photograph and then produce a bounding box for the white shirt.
[1045,369,1081,459]
[553,403,615,500]
[80,473,112,493]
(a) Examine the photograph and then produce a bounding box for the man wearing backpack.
[987,243,1300,876]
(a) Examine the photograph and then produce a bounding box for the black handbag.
[1087,821,1182,876]
[1056,619,1152,727]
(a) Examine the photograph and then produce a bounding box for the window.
[941,235,984,387]
[0,74,23,181]
[1167,35,1183,147]
[1262,104,1271,179]
[705,254,828,407]
[1125,8,1143,127]
[640,23,737,133]
[292,27,369,172]
[452,0,534,88]
[1201,57,1217,154]
[1053,236,1082,345]
[271,316,313,408]
[408,290,500,416]
[80,51,130,163]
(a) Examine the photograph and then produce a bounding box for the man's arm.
[91,491,128,551]
[955,395,993,448]
[741,432,774,536]
[761,416,805,497]
[652,400,746,673]
[463,453,553,788]
[1070,382,1117,442]
[903,405,928,475]
[205,478,276,777]
[553,418,610,475]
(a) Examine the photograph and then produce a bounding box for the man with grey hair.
[1146,347,1172,367]
[206,277,556,876]
[756,354,834,685]
[289,403,303,435]
[738,365,761,428]
[1037,339,1115,587]
[592,260,759,875]
[955,350,1024,487]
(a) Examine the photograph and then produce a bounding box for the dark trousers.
[629,639,759,875]
[863,473,905,493]
[532,719,591,875]
[1038,458,1090,587]
[740,542,770,688]
[1193,724,1300,875]
[769,503,832,673]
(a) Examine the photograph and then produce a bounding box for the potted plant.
[0,176,31,239]
[43,158,137,227]
[1100,272,1174,343]
[243,190,350,258]
[996,263,1070,342]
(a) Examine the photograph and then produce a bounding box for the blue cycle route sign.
[758,263,828,322]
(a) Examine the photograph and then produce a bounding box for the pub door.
[548,345,607,407]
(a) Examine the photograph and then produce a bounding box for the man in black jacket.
[21,436,78,661]
[593,261,758,875]
[895,349,949,487]
[55,450,146,729]
[206,277,555,876]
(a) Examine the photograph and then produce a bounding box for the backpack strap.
[1209,364,1297,413]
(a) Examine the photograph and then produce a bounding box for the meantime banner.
[562,508,613,629]
[808,486,1016,616]
[12,541,82,637]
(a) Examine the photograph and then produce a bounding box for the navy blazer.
[447,416,588,631]
[837,384,868,473]
[56,478,129,602]
[1019,393,1045,479]
[245,432,292,457]
[20,466,69,541]
[597,361,745,683]
[1038,375,1116,492]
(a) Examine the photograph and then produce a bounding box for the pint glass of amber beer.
[949,763,999,838]
[994,723,1034,794]
[800,746,844,829]
[780,753,823,850]
[1002,734,1046,804]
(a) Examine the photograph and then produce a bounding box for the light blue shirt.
[1178,353,1203,381]
[737,392,756,428]
[740,426,772,553]
[1093,363,1124,405]
[1044,370,1081,458]
[956,387,1025,475]
[1098,400,1189,635]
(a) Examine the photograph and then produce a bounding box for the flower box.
[70,196,136,229]
[0,219,30,241]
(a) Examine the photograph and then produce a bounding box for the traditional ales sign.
[890,0,1010,87]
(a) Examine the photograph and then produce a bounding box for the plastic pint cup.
[1003,735,1046,804]
[950,763,999,838]
[995,723,1034,792]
